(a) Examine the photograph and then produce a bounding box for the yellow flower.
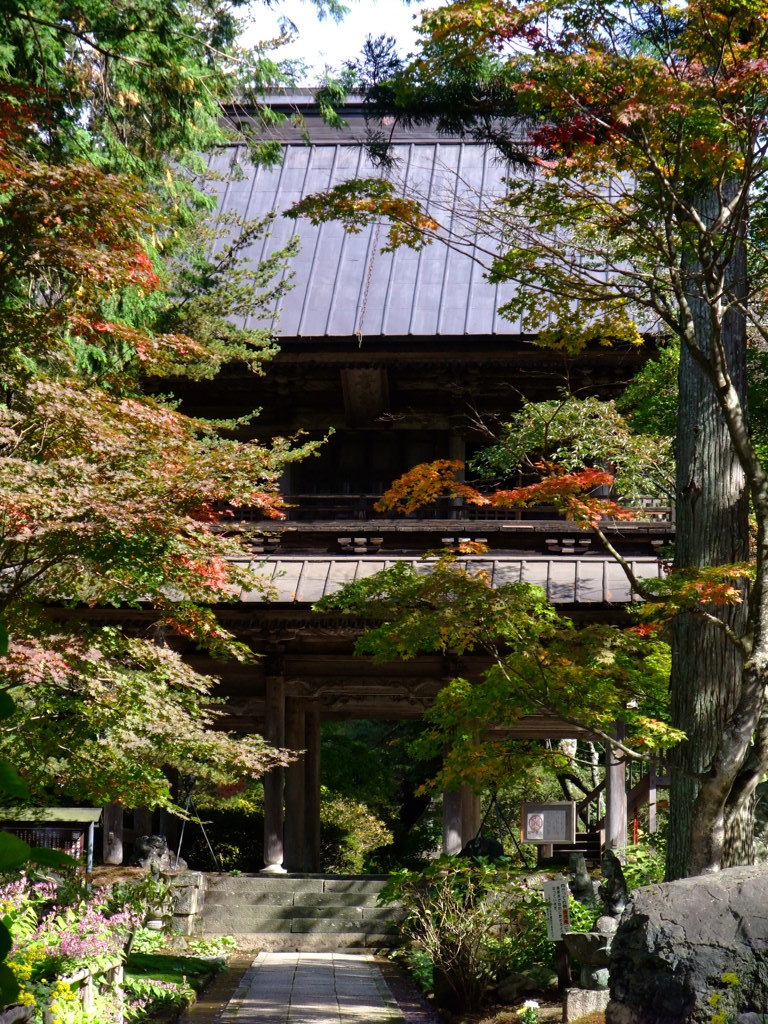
[721,972,740,987]
[709,993,722,1008]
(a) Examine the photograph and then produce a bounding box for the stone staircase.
[198,874,404,951]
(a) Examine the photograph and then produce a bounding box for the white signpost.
[542,877,571,941]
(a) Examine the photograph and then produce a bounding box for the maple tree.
[0,91,318,809]
[316,554,680,793]
[290,0,768,876]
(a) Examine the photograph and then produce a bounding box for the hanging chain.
[354,214,383,348]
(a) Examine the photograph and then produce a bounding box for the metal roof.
[234,555,663,605]
[207,140,526,338]
[0,807,102,824]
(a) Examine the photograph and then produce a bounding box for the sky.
[242,0,438,82]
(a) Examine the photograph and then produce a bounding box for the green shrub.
[381,859,562,1011]
[620,842,665,891]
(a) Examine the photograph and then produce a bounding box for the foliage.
[320,721,442,872]
[517,1003,540,1024]
[123,951,220,1021]
[182,934,236,959]
[1,873,139,1021]
[0,94,319,809]
[620,841,666,892]
[471,395,673,503]
[0,628,291,808]
[294,0,768,877]
[316,555,680,789]
[0,0,346,178]
[319,788,393,874]
[0,870,227,1021]
[382,860,584,1010]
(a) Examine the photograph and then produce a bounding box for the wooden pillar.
[283,698,306,873]
[133,808,153,837]
[647,762,658,836]
[605,725,628,854]
[261,674,286,874]
[103,802,124,865]
[304,710,321,872]
[461,784,481,847]
[443,789,463,854]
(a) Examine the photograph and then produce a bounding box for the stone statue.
[569,852,597,903]
[133,835,187,873]
[460,836,505,861]
[598,849,629,917]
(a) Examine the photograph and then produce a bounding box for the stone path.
[214,952,406,1024]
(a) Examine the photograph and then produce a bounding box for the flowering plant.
[517,999,540,1024]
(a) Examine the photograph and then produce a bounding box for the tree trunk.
[667,189,750,879]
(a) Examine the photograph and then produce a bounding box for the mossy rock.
[570,1013,606,1024]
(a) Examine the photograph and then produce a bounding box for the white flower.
[523,1001,540,1010]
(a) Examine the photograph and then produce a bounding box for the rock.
[133,835,187,873]
[496,971,540,1002]
[737,1015,768,1024]
[570,853,598,904]
[598,850,629,917]
[564,987,610,1022]
[580,966,610,990]
[607,865,768,1023]
[596,915,619,937]
[524,966,559,990]
[564,930,612,967]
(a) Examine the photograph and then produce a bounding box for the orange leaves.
[375,460,489,515]
[376,459,635,527]
[491,465,638,525]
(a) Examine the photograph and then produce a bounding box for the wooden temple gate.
[98,93,677,872]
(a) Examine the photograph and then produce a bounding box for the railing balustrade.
[43,960,124,1024]
[227,493,674,524]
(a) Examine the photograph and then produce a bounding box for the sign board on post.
[542,878,571,941]
[520,801,577,845]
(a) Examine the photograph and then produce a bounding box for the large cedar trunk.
[667,190,750,879]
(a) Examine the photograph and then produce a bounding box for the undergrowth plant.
[381,858,578,1010]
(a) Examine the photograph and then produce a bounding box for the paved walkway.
[215,952,406,1024]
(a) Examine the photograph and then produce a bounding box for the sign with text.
[542,878,571,941]
[520,801,577,845]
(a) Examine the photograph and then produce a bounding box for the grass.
[125,951,221,993]
[124,951,225,1021]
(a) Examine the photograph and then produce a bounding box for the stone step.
[199,911,400,934]
[196,931,400,952]
[201,892,386,909]
[201,904,403,924]
[204,874,388,896]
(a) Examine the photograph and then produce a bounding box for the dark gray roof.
[233,555,663,605]
[207,140,524,338]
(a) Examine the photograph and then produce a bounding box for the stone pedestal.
[166,871,206,935]
[564,987,610,1022]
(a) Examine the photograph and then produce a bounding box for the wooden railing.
[43,961,124,1024]
[230,494,675,524]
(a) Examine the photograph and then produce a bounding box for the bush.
[381,859,564,1011]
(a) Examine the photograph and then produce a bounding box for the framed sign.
[520,801,577,845]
